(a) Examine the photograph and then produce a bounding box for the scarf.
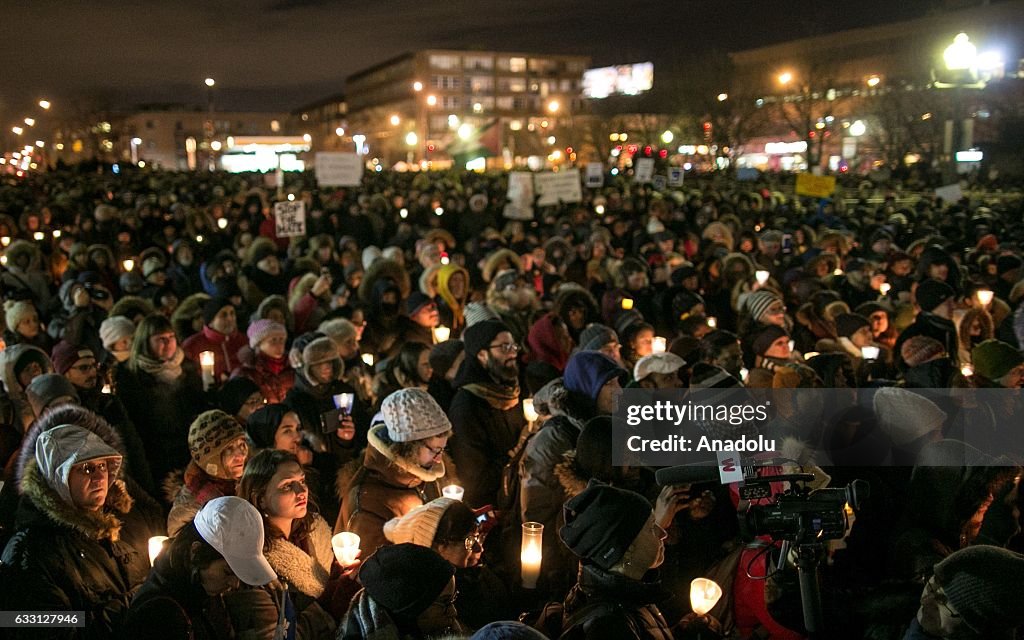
[135,348,185,384]
[463,381,520,411]
[184,460,237,504]
[259,352,289,376]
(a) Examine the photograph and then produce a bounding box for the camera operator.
[47,275,112,360]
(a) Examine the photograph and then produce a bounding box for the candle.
[689,578,723,616]
[199,351,216,391]
[961,364,974,377]
[833,268,844,276]
[521,522,544,589]
[442,485,464,501]
[432,325,451,343]
[787,340,795,353]
[803,351,820,360]
[0,236,9,247]
[523,398,539,423]
[879,283,891,296]
[361,353,375,367]
[621,298,634,310]
[148,536,169,567]
[861,346,880,360]
[33,231,45,241]
[53,230,61,239]
[101,383,112,394]
[706,317,717,329]
[217,217,228,229]
[976,289,994,307]
[740,367,749,381]
[332,532,360,565]
[651,336,667,354]
[755,270,770,285]
[122,258,135,272]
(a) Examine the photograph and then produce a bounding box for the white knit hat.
[383,497,457,547]
[873,387,946,446]
[99,316,135,350]
[381,388,452,442]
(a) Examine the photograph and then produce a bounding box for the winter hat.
[751,325,788,357]
[362,246,382,270]
[51,341,94,376]
[901,336,946,368]
[99,316,135,350]
[463,319,511,359]
[745,290,781,323]
[358,543,455,617]
[289,331,325,370]
[142,256,165,279]
[633,352,685,382]
[202,296,235,326]
[249,241,277,267]
[463,302,499,327]
[119,271,145,295]
[302,336,340,368]
[932,545,1024,635]
[318,318,356,346]
[873,387,946,445]
[245,404,293,450]
[429,340,464,377]
[383,497,458,547]
[579,323,618,352]
[689,363,741,389]
[12,348,51,383]
[834,313,870,340]
[4,299,35,334]
[26,374,79,417]
[247,319,287,350]
[560,480,653,570]
[194,497,277,587]
[916,279,955,312]
[381,388,452,442]
[470,622,549,640]
[564,351,627,402]
[188,410,246,478]
[972,339,1024,381]
[996,255,1023,277]
[405,292,435,317]
[614,310,645,337]
[218,377,262,416]
[35,424,121,505]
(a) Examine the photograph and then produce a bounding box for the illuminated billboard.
[582,62,654,99]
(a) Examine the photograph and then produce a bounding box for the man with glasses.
[449,319,527,509]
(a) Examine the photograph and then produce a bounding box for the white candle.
[33,231,45,241]
[199,351,216,391]
[432,325,451,344]
[755,270,770,286]
[332,532,360,565]
[879,283,891,296]
[0,236,9,247]
[621,298,634,310]
[101,383,112,394]
[217,217,228,230]
[833,268,844,276]
[803,351,820,360]
[707,317,717,329]
[961,364,974,377]
[361,353,375,367]
[442,485,464,501]
[122,258,135,272]
[861,346,880,360]
[148,535,169,567]
[521,522,544,589]
[689,578,723,616]
[976,289,994,307]
[522,398,539,423]
[652,337,667,354]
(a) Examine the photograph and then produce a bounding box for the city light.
[389,114,400,126]
[211,140,222,151]
[204,77,216,87]
[717,93,728,101]
[458,124,473,140]
[866,75,881,87]
[39,100,51,110]
[849,120,867,137]
[405,131,418,146]
[660,130,674,144]
[24,118,35,127]
[335,127,345,137]
[547,100,560,113]
[778,71,793,85]
[546,136,556,145]
[977,50,1005,72]
[610,133,619,142]
[448,114,459,127]
[412,81,423,91]
[35,140,44,147]
[944,33,976,70]
[217,218,228,229]
[302,133,312,143]
[12,126,23,135]
[426,95,437,106]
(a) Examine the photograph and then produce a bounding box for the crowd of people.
[0,164,1023,639]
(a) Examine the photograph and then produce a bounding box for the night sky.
[2,0,948,116]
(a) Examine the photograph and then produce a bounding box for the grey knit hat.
[934,545,1024,635]
[99,316,135,350]
[464,302,499,327]
[380,388,452,442]
[745,290,781,322]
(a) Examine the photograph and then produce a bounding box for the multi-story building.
[343,49,591,168]
[294,93,349,153]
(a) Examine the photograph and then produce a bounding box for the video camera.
[744,476,868,546]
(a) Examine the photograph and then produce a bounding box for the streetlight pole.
[204,78,216,172]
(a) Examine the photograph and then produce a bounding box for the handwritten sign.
[795,173,836,198]
[273,201,306,238]
[634,158,655,183]
[534,169,583,206]
[668,167,685,187]
[503,172,535,220]
[315,152,363,187]
[585,163,605,188]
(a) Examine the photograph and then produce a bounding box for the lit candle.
[755,270,770,286]
[689,578,723,616]
[217,217,228,229]
[101,383,112,394]
[122,258,135,272]
[523,398,539,422]
[33,231,45,241]
[0,237,9,247]
[961,364,974,377]
[803,351,820,360]
[521,522,544,589]
[199,351,216,391]
[707,317,717,329]
[442,485,464,501]
[879,283,891,296]
[331,532,360,565]
[432,325,451,343]
[652,337,667,354]
[740,367,749,381]
[148,535,169,567]
[976,289,994,307]
[833,268,844,276]
[787,340,795,353]
[861,346,880,360]
[361,353,375,367]
[53,230,61,239]
[621,298,634,310]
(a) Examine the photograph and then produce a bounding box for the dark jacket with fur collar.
[0,405,154,639]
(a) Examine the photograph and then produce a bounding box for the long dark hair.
[238,449,318,553]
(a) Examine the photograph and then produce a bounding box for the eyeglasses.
[924,579,961,619]
[74,457,122,477]
[70,362,98,373]
[422,443,447,458]
[488,342,520,354]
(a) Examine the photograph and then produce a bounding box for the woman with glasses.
[166,410,250,536]
[116,313,207,490]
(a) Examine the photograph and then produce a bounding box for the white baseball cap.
[194,496,276,586]
[633,352,686,382]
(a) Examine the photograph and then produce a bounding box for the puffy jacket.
[232,348,295,405]
[182,325,249,384]
[560,563,674,640]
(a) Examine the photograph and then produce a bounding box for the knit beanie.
[972,339,1024,381]
[560,480,653,570]
[614,512,661,580]
[142,256,165,279]
[916,279,955,312]
[751,325,788,357]
[51,341,94,376]
[464,302,499,327]
[563,351,627,402]
[901,336,946,368]
[4,299,35,334]
[463,319,511,359]
[873,387,946,445]
[202,296,235,327]
[745,290,781,322]
[380,388,452,443]
[120,271,145,295]
[26,374,79,417]
[247,319,287,350]
[245,404,292,450]
[933,545,1024,635]
[250,241,277,267]
[834,313,870,340]
[470,622,549,640]
[35,424,121,505]
[579,323,618,352]
[218,377,262,416]
[188,409,246,478]
[99,316,135,350]
[383,497,458,547]
[429,340,464,377]
[358,543,455,618]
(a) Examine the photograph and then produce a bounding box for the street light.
[547,100,560,113]
[458,124,473,140]
[849,120,866,137]
[943,33,976,71]
[38,100,51,110]
[412,81,423,92]
[204,77,216,88]
[335,127,345,136]
[426,95,437,106]
[389,114,400,126]
[717,93,728,102]
[866,75,881,88]
[778,71,794,85]
[405,131,418,146]
[352,134,366,155]
[660,130,674,144]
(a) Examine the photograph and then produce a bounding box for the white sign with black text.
[273,200,306,237]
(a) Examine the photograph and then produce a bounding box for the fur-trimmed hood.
[1,343,53,401]
[358,258,411,304]
[482,248,522,283]
[364,424,446,484]
[554,450,589,500]
[265,516,334,598]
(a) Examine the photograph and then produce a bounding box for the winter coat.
[47,279,107,357]
[0,343,54,432]
[79,385,156,497]
[0,406,155,640]
[893,312,959,370]
[232,348,295,405]
[165,462,238,537]
[335,425,445,557]
[182,325,249,384]
[0,241,52,311]
[560,563,674,640]
[115,359,207,493]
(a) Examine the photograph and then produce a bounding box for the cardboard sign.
[717,450,745,485]
[934,183,963,202]
[634,158,655,183]
[273,200,306,237]
[503,171,535,220]
[668,167,685,187]
[585,163,605,188]
[314,152,363,187]
[653,174,667,191]
[795,173,836,198]
[534,169,583,206]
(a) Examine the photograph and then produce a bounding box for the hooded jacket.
[0,240,52,312]
[1,405,156,639]
[0,343,54,431]
[561,563,674,640]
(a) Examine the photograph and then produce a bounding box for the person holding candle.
[619,318,655,374]
[398,292,441,349]
[894,279,960,371]
[182,297,248,386]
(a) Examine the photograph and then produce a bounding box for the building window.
[468,76,494,92]
[560,79,574,92]
[508,57,527,73]
[463,55,493,70]
[430,116,448,130]
[441,95,460,109]
[429,54,461,70]
[499,78,526,93]
[431,75,461,90]
[496,96,514,110]
[512,96,528,111]
[271,120,281,132]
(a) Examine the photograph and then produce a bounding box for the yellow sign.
[795,173,836,198]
